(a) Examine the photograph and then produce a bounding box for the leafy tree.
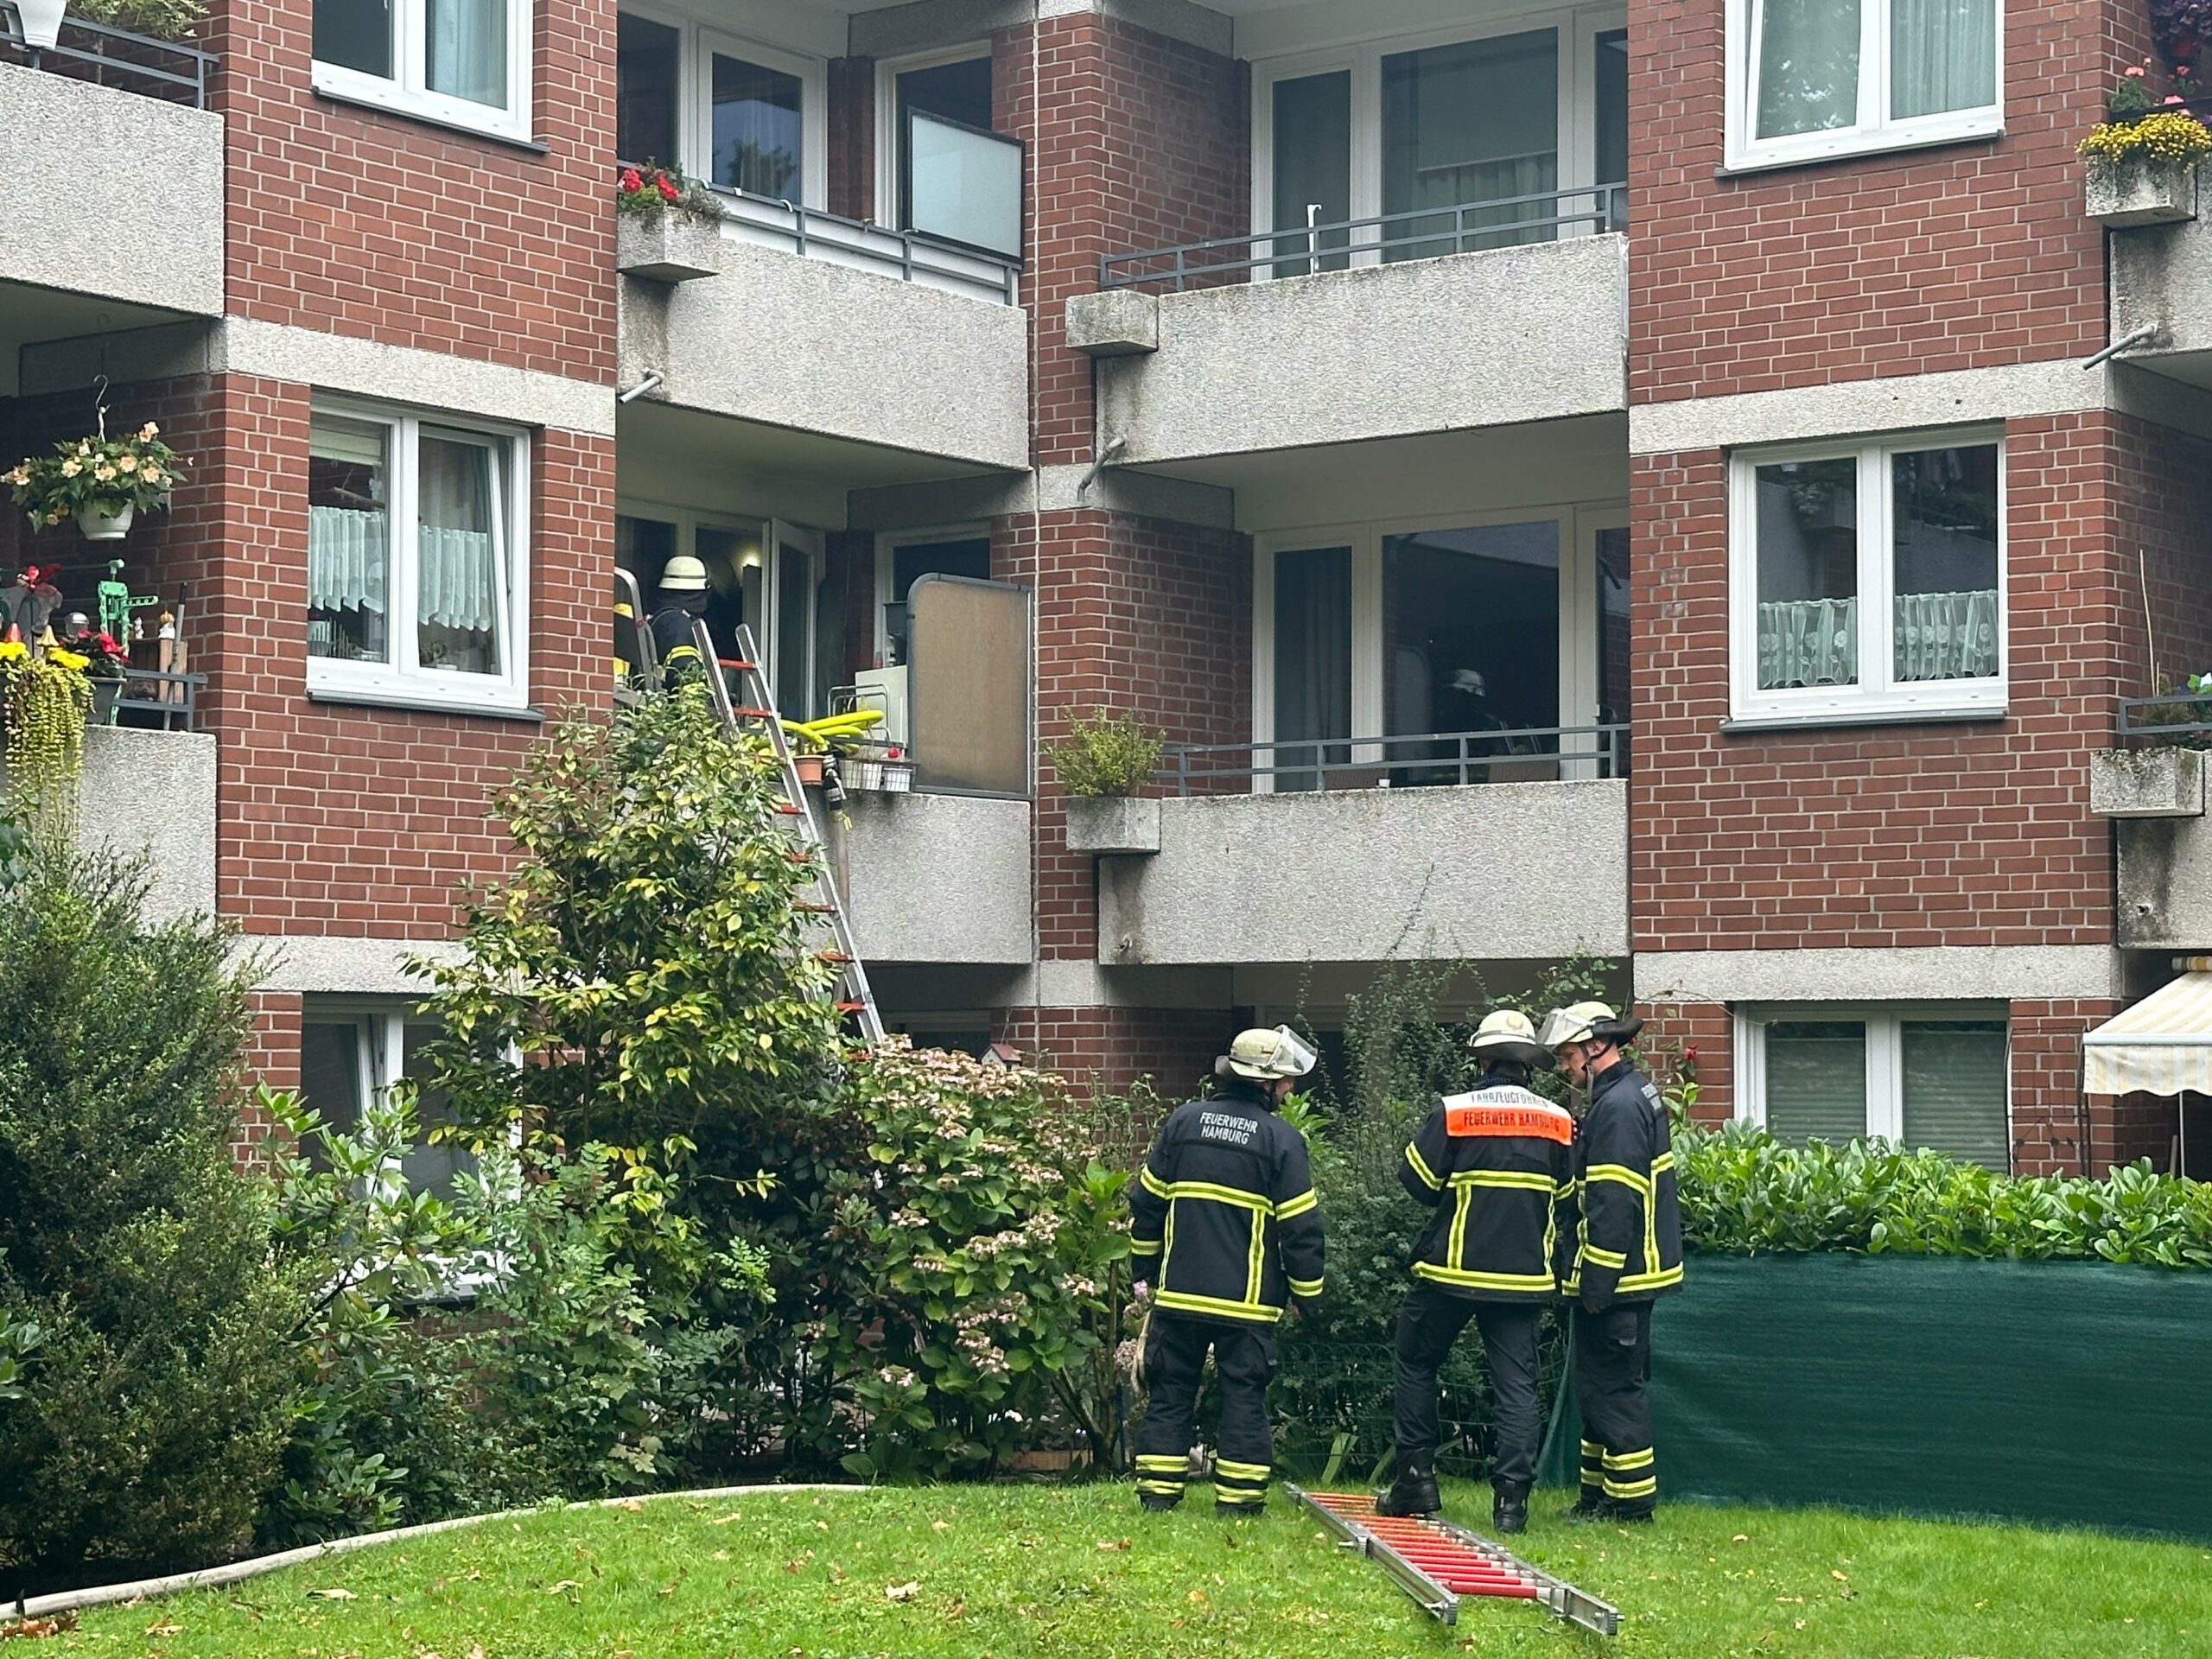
[0,843,302,1581]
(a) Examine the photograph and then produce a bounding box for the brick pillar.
[2008,999,2120,1176]
[828,56,875,221]
[236,988,304,1167]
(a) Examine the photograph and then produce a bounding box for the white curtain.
[1890,0,1997,120]
[1758,595,1858,688]
[427,0,507,111]
[1756,0,1861,140]
[416,525,499,632]
[308,505,389,617]
[1759,588,1999,688]
[417,436,504,662]
[1894,588,1999,683]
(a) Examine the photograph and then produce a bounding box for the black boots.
[1491,1484,1529,1535]
[1139,1493,1179,1514]
[1375,1467,1441,1517]
[1561,1496,1606,1522]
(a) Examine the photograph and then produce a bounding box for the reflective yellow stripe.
[1580,1440,1605,1458]
[1603,1448,1654,1471]
[1411,1262,1556,1293]
[1160,1197,1175,1284]
[1446,1169,1556,1192]
[1215,1459,1269,1480]
[1618,1262,1684,1293]
[1287,1275,1323,1299]
[1154,1288,1281,1324]
[1141,1166,1172,1200]
[1446,1184,1471,1271]
[1586,1163,1651,1194]
[1651,1151,1675,1174]
[1149,1177,1273,1212]
[1582,1244,1627,1268]
[1554,1178,1577,1197]
[1603,1476,1657,1499]
[1245,1208,1265,1307]
[1130,1234,1162,1252]
[1135,1455,1186,1472]
[1136,1480,1185,1496]
[1276,1187,1318,1221]
[1404,1143,1443,1191]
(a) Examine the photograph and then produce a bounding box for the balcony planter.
[616,213,721,283]
[75,502,134,542]
[1065,795,1160,856]
[2089,747,2207,818]
[2087,163,2199,227]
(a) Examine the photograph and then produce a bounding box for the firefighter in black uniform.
[1541,1001,1684,1522]
[1376,1009,1575,1535]
[646,554,712,688]
[1128,1025,1326,1516]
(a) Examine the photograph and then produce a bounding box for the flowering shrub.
[616,164,720,221]
[5,421,185,531]
[2079,109,2212,175]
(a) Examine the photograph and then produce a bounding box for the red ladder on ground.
[1286,1485,1619,1635]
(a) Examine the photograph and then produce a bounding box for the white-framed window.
[874,525,990,667]
[312,0,534,144]
[1733,1006,2011,1171]
[1728,428,2004,728]
[1725,0,2002,173]
[299,1001,479,1201]
[615,4,826,207]
[1250,5,1625,276]
[873,44,994,228]
[308,400,531,715]
[1251,503,1626,791]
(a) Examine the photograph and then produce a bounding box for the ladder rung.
[731,706,776,720]
[795,900,837,913]
[717,658,758,671]
[836,1001,867,1014]
[774,802,802,816]
[817,950,854,964]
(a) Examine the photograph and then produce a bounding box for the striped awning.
[2084,967,2212,1097]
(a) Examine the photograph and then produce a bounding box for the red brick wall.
[994,1004,1229,1103]
[997,12,1248,466]
[1008,508,1250,961]
[2113,413,2212,695]
[207,0,613,381]
[1631,413,2125,957]
[1629,0,2110,404]
[829,57,875,221]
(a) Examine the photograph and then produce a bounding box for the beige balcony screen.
[909,575,1030,797]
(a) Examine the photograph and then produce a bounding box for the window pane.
[776,537,813,718]
[696,522,764,668]
[300,1020,367,1139]
[1597,525,1631,729]
[1891,0,1997,119]
[425,0,506,109]
[400,1021,477,1199]
[1272,70,1351,276]
[315,0,392,79]
[1383,521,1560,784]
[308,415,392,664]
[712,54,803,199]
[898,56,992,226]
[906,111,1023,258]
[1764,1020,1869,1147]
[1901,1020,2008,1170]
[417,434,505,677]
[1595,29,1629,231]
[1756,0,1861,140]
[617,13,681,164]
[814,564,843,722]
[1892,444,1999,683]
[1382,30,1558,262]
[888,537,989,665]
[1754,457,1859,690]
[1272,546,1351,792]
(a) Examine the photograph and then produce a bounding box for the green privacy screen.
[1536,1254,2212,1541]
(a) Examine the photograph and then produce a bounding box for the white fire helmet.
[1225,1024,1318,1081]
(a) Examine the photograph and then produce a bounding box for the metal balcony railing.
[117,667,206,732]
[1158,724,1629,795]
[1101,182,1627,293]
[2117,694,2212,747]
[1,12,214,109]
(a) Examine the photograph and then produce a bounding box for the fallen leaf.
[930,1520,949,1533]
[618,1498,644,1514]
[309,1588,358,1601]
[467,1648,487,1659]
[145,1620,184,1637]
[712,1550,731,1561]
[885,1581,920,1602]
[709,1512,743,1526]
[1831,1570,1849,1582]
[1732,1534,1749,1544]
[943,1598,966,1621]
[544,1580,582,1597]
[1187,1589,1208,1607]
[829,1563,845,1583]
[1096,1538,1132,1552]
[816,1521,830,1532]
[0,1612,78,1639]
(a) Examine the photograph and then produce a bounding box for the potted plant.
[0,640,91,805]
[59,628,130,723]
[1045,708,1165,855]
[615,163,724,283]
[4,416,186,542]
[57,0,210,42]
[2081,63,2212,226]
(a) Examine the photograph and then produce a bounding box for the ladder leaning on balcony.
[611,572,884,1043]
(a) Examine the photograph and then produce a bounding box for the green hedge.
[1679,1122,2212,1268]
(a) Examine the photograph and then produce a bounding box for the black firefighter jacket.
[1399,1068,1576,1301]
[1129,1078,1325,1326]
[1563,1058,1686,1307]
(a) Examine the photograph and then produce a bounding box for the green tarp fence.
[1535,1254,2212,1541]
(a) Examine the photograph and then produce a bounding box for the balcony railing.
[117,667,206,732]
[1101,183,1626,293]
[2117,694,2212,747]
[1,13,213,108]
[709,181,1020,305]
[1159,724,1628,795]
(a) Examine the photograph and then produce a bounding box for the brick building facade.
[8,0,2209,1175]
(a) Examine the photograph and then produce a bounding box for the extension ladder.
[1285,1485,1619,1636]
[609,573,884,1042]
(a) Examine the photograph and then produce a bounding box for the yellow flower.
[139,422,159,441]
[94,465,117,482]
[60,458,81,478]
[141,466,162,483]
[48,647,88,671]
[0,641,26,660]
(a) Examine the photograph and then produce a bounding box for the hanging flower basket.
[0,643,92,804]
[2081,110,2212,226]
[5,414,187,542]
[615,165,722,283]
[76,502,136,542]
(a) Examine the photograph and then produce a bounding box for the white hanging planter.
[2086,162,2199,228]
[16,0,69,50]
[76,502,135,541]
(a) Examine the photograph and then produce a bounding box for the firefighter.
[647,555,712,686]
[1539,1001,1684,1523]
[1128,1025,1326,1516]
[1375,1009,1574,1535]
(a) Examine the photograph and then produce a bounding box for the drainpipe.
[616,372,664,404]
[2082,323,2160,369]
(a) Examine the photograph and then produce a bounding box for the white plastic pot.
[76,501,134,541]
[17,0,69,50]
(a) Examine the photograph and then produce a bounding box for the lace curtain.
[1758,589,1999,687]
[309,505,496,632]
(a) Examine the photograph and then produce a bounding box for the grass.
[35,1480,2212,1659]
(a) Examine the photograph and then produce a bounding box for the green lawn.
[38,1481,2212,1659]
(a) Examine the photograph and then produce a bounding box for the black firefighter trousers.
[1134,1312,1277,1512]
[1392,1285,1543,1493]
[1573,1301,1657,1516]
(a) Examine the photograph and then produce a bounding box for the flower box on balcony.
[2087,163,2199,227]
[2089,747,2207,818]
[617,214,721,283]
[1065,795,1160,856]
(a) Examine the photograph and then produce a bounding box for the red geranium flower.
[620,168,643,191]
[657,176,680,201]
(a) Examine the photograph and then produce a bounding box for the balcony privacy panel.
[910,575,1029,797]
[906,111,1022,259]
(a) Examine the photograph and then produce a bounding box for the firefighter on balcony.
[1375,1009,1574,1536]
[1540,1001,1684,1523]
[646,554,712,687]
[1128,1025,1326,1517]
